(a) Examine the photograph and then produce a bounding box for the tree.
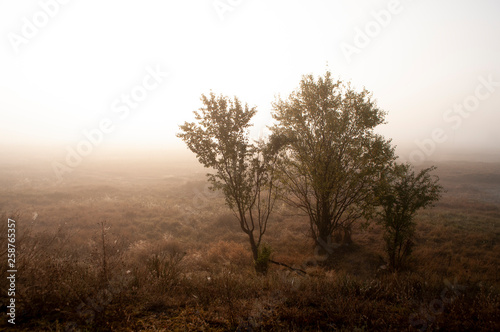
[376,163,442,271]
[177,93,278,274]
[270,71,394,254]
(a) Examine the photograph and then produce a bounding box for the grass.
[0,159,499,331]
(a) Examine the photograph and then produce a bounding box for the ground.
[0,158,499,331]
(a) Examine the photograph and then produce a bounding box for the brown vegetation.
[0,159,499,331]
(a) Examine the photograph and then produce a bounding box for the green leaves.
[177,72,440,272]
[178,92,255,170]
[376,163,443,270]
[177,92,279,273]
[270,71,395,246]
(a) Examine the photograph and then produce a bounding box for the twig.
[269,259,307,276]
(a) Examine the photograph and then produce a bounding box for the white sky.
[1,0,500,162]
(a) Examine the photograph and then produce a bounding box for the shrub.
[376,163,442,270]
[254,243,272,275]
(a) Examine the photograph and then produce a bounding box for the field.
[0,157,499,331]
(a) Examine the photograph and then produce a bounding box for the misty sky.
[1,0,500,164]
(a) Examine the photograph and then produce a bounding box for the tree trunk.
[343,225,353,245]
[249,234,269,274]
[248,234,258,261]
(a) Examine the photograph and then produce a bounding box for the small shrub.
[127,238,185,293]
[255,243,272,275]
[376,164,442,270]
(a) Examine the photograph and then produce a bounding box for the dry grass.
[0,160,499,331]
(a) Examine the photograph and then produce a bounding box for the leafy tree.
[270,71,394,253]
[376,163,442,270]
[177,93,278,274]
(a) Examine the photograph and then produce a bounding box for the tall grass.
[0,161,499,330]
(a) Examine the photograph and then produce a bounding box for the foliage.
[177,92,279,273]
[254,243,272,275]
[270,71,395,249]
[376,163,443,270]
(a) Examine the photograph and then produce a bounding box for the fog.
[2,3,500,329]
[1,0,500,170]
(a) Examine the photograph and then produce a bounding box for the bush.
[376,164,442,270]
[126,237,185,294]
[254,243,272,275]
